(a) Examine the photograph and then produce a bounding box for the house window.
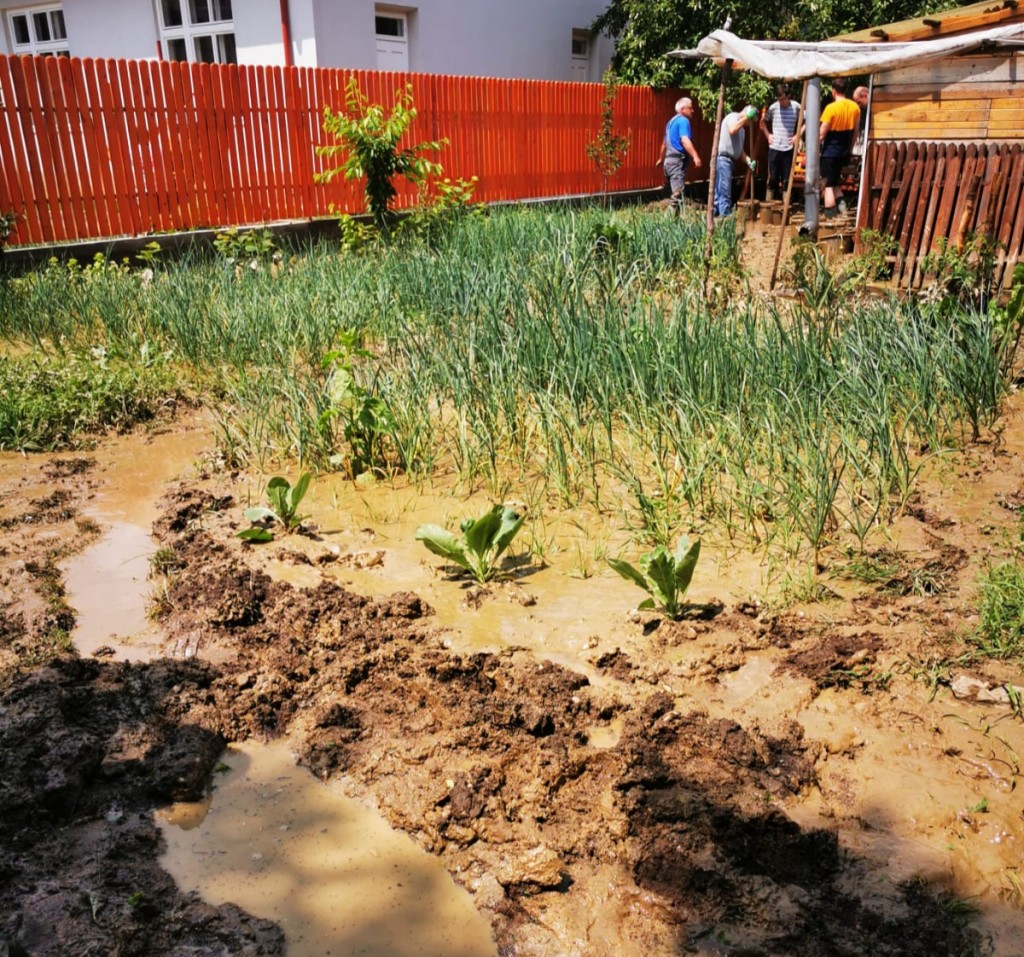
[571,29,590,81]
[375,9,409,72]
[157,0,236,64]
[7,4,69,56]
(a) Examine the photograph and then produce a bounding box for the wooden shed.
[838,0,1024,291]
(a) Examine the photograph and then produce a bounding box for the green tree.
[586,68,632,205]
[317,77,445,232]
[591,0,959,112]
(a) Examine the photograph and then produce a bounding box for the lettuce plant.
[608,537,701,619]
[415,505,525,584]
[238,473,312,542]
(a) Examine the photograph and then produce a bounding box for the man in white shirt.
[759,83,801,201]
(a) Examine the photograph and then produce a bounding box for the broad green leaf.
[237,527,274,542]
[290,472,312,512]
[607,557,653,595]
[673,538,701,595]
[414,524,471,572]
[641,548,678,614]
[491,508,525,559]
[463,506,503,558]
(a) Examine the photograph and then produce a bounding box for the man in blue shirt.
[656,97,702,214]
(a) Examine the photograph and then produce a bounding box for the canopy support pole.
[803,77,822,239]
[704,58,732,295]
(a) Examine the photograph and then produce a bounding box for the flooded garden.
[2,204,1024,956]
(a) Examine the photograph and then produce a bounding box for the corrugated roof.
[835,0,1023,43]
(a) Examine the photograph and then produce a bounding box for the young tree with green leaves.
[586,68,632,206]
[317,77,445,232]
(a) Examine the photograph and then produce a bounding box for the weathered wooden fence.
[0,55,696,248]
[858,140,1024,292]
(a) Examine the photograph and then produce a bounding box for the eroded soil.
[4,399,1024,956]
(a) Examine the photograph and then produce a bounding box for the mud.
[4,402,1024,955]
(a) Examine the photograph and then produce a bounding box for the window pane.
[194,34,215,63]
[51,9,66,40]
[161,0,183,28]
[375,16,404,38]
[217,32,236,64]
[167,37,187,61]
[12,15,30,45]
[33,12,51,42]
[190,0,212,25]
[213,0,232,21]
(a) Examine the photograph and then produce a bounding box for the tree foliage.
[591,0,960,112]
[317,77,445,231]
[586,68,632,204]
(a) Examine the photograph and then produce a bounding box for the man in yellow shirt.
[818,77,862,217]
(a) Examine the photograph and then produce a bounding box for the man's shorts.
[820,153,847,188]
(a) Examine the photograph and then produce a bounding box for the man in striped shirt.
[759,83,801,201]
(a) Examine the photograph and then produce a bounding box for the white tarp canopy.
[671,22,1024,80]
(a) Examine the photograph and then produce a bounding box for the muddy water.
[158,741,497,957]
[63,425,212,661]
[57,422,498,957]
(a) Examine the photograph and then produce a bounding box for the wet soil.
[4,400,1024,955]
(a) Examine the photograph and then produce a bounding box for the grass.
[0,204,1019,568]
[973,561,1024,661]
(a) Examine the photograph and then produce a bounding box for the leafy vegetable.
[608,537,701,619]
[238,473,312,542]
[415,505,525,584]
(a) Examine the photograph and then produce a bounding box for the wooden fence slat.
[13,57,64,242]
[910,144,943,288]
[0,57,43,244]
[994,145,1023,289]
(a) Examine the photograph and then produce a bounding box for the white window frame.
[156,0,236,65]
[375,10,408,43]
[7,3,69,56]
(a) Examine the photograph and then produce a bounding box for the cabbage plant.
[415,505,525,584]
[608,537,701,619]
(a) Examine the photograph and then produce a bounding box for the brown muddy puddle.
[40,419,1024,953]
[157,740,497,957]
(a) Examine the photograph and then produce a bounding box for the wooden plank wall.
[871,51,1024,141]
[853,50,1024,290]
[858,140,1024,290]
[0,55,695,248]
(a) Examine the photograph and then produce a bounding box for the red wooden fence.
[0,55,697,248]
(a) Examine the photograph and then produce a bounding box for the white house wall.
[0,0,613,79]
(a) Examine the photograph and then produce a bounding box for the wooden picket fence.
[858,140,1024,291]
[0,55,694,248]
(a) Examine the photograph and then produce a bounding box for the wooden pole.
[769,81,809,291]
[704,59,732,296]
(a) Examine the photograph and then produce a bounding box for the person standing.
[852,85,870,158]
[656,97,702,213]
[819,77,861,217]
[759,83,801,201]
[714,105,758,217]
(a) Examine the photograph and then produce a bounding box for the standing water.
[158,740,497,957]
[60,420,497,957]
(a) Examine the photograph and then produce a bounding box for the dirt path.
[3,396,1024,955]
